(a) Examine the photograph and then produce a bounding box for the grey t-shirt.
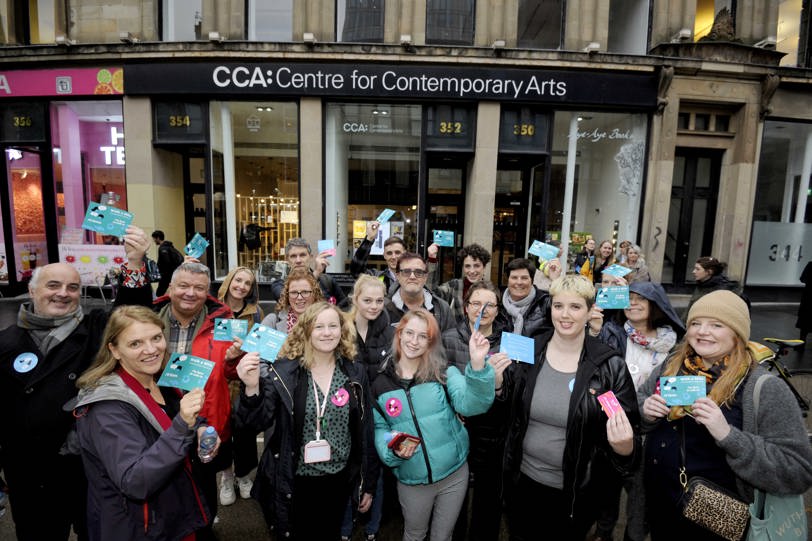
[520,359,576,488]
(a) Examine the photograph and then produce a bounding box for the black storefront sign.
[499,107,550,152]
[425,105,475,150]
[153,101,207,144]
[125,62,658,109]
[0,102,47,143]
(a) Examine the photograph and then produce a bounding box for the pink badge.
[331,388,349,407]
[385,397,402,417]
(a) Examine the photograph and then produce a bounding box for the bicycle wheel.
[787,369,812,436]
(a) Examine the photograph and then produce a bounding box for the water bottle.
[198,426,218,463]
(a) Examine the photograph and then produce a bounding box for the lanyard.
[311,374,331,441]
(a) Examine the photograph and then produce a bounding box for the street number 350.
[769,244,803,262]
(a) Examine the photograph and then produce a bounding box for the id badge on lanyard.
[303,376,332,464]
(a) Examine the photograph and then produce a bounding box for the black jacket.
[156,241,183,295]
[502,330,641,515]
[355,311,395,383]
[349,237,399,295]
[503,286,552,338]
[232,356,378,537]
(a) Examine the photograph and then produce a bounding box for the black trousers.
[507,473,594,541]
[291,468,351,541]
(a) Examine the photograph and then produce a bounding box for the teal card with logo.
[499,332,535,364]
[659,376,707,406]
[240,323,288,363]
[602,264,633,278]
[157,353,215,392]
[213,318,249,341]
[528,240,559,261]
[433,230,455,247]
[81,204,133,237]
[596,286,630,309]
[376,208,396,224]
[184,233,210,258]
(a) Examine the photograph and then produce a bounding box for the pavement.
[0,295,809,540]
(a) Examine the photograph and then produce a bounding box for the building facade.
[0,0,809,294]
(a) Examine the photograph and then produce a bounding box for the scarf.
[667,353,749,420]
[624,322,676,389]
[286,310,299,333]
[502,287,536,335]
[17,303,84,357]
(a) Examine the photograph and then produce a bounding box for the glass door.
[425,153,468,283]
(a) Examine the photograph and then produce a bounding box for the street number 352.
[769,244,803,262]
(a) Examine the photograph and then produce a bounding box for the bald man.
[0,228,152,541]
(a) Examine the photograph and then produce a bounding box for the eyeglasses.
[398,268,428,278]
[468,301,497,311]
[402,329,430,343]
[289,290,313,299]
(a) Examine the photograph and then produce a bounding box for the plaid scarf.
[668,353,748,420]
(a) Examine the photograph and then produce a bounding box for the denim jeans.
[340,470,385,536]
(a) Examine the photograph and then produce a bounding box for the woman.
[262,267,324,332]
[622,244,650,283]
[684,256,736,317]
[574,238,596,275]
[617,240,632,265]
[217,266,265,324]
[581,240,615,284]
[640,290,812,539]
[533,241,563,293]
[216,266,264,506]
[372,309,499,541]
[73,305,210,540]
[442,281,511,541]
[503,258,551,338]
[234,302,377,540]
[591,281,685,541]
[502,275,639,540]
[340,274,394,541]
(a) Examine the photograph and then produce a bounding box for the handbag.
[144,256,161,282]
[678,425,750,541]
[746,375,807,540]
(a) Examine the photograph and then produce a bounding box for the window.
[607,0,649,54]
[209,102,300,282]
[0,1,60,45]
[517,0,563,49]
[337,0,384,42]
[249,0,293,41]
[426,0,474,45]
[162,0,203,41]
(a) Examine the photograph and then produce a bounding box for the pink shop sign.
[0,67,123,97]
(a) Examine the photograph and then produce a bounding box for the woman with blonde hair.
[640,290,812,539]
[73,305,210,540]
[580,240,615,284]
[372,309,497,541]
[218,266,264,324]
[234,302,377,540]
[622,244,651,283]
[262,267,324,332]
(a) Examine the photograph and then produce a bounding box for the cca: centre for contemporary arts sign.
[125,62,658,109]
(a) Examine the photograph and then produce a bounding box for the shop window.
[337,0,384,42]
[162,0,203,41]
[426,0,475,45]
[209,101,299,282]
[249,0,293,41]
[607,0,649,54]
[325,103,421,272]
[0,1,62,45]
[748,120,812,285]
[548,111,648,268]
[516,0,563,49]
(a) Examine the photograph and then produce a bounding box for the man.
[350,220,404,295]
[270,237,347,305]
[426,242,491,324]
[384,252,454,331]
[151,230,184,296]
[0,228,152,541]
[117,260,241,534]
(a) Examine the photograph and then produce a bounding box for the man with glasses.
[384,252,454,331]
[270,237,346,306]
[350,220,404,295]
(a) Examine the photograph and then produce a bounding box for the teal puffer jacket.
[371,360,495,485]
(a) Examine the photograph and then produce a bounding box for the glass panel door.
[5,146,48,282]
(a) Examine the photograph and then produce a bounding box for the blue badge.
[568,378,576,393]
[13,352,38,373]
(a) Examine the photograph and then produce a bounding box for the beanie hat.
[687,290,750,343]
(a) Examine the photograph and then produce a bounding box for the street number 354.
[769,244,803,262]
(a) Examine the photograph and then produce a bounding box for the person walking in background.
[151,230,184,297]
[262,267,324,332]
[372,309,498,541]
[502,275,639,540]
[73,305,211,540]
[442,281,511,541]
[234,302,378,540]
[640,290,812,539]
[796,260,812,348]
[684,256,743,318]
[426,242,491,324]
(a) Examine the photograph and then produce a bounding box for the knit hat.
[687,290,750,343]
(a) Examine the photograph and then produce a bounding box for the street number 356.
[769,244,803,262]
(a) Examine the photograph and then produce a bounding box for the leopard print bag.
[679,475,750,540]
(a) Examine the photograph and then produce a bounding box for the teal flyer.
[596,286,630,309]
[157,353,215,392]
[184,233,210,258]
[433,230,455,247]
[81,204,133,237]
[213,318,249,341]
[500,332,535,364]
[528,240,559,260]
[660,375,707,406]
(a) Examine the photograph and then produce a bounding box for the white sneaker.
[237,476,253,499]
[219,478,236,506]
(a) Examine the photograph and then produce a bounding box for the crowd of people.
[1,226,811,541]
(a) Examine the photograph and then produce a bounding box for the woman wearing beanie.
[639,290,812,540]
